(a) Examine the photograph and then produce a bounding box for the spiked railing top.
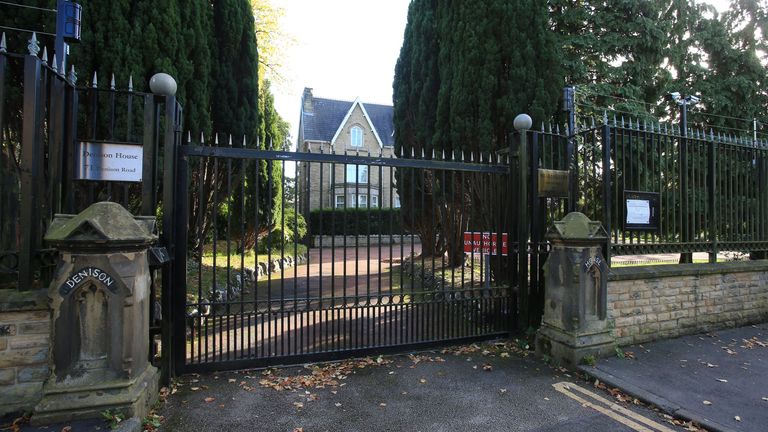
[27,32,39,56]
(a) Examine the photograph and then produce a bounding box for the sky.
[272,0,732,152]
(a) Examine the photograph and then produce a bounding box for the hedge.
[309,208,405,235]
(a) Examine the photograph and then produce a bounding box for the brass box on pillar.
[536,212,614,367]
[33,202,159,425]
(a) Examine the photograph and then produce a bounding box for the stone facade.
[297,88,399,213]
[607,261,768,346]
[0,290,50,417]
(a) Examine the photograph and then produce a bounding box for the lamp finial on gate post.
[514,114,532,131]
[149,72,177,96]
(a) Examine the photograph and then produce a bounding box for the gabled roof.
[301,95,394,147]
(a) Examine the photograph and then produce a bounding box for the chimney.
[302,87,314,113]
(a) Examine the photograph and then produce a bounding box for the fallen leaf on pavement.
[703,400,712,405]
[735,416,741,422]
[61,427,71,432]
[228,378,236,383]
[419,378,427,384]
[293,402,304,409]
[716,379,728,383]
[204,397,215,403]
[379,403,387,407]
[293,428,304,432]
[762,397,768,402]
[500,388,507,394]
[483,364,493,371]
[335,402,342,407]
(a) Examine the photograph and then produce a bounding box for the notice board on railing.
[623,191,660,231]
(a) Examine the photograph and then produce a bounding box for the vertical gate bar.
[377,161,383,346]
[266,157,273,357]
[517,129,529,329]
[294,160,300,355]
[254,154,261,358]
[680,112,691,261]
[282,159,288,355]
[226,150,232,361]
[602,120,612,265]
[342,160,348,351]
[173,142,190,374]
[367,162,372,311]
[19,51,43,291]
[442,167,447,339]
[330,161,336,351]
[389,164,395,346]
[0,47,6,269]
[211,149,219,362]
[530,132,540,325]
[642,122,649,244]
[141,95,157,215]
[48,73,65,216]
[240,155,246,358]
[198,152,205,362]
[692,137,698,245]
[409,165,415,344]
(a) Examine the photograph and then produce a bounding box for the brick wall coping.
[608,260,768,281]
[0,289,49,312]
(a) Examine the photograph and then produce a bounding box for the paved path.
[160,341,690,432]
[582,323,768,432]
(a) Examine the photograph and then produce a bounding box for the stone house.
[296,88,400,212]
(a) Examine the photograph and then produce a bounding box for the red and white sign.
[463,232,509,256]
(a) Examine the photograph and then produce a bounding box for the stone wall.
[0,290,50,416]
[312,235,420,248]
[608,261,768,346]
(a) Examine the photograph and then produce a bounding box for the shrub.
[309,208,405,235]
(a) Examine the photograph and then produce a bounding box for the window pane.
[351,126,363,147]
[346,165,355,182]
[359,194,368,207]
[371,195,379,207]
[346,165,368,183]
[335,195,344,208]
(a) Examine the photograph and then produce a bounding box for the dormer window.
[351,126,363,147]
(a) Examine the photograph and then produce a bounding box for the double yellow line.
[552,382,677,432]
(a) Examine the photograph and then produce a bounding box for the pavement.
[157,341,688,432]
[581,322,768,432]
[11,324,766,431]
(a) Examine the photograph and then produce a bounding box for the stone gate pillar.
[32,202,159,425]
[535,212,614,367]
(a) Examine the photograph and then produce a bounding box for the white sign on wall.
[75,142,143,182]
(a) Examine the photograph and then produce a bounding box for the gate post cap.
[514,114,532,131]
[149,73,177,96]
[547,212,607,241]
[45,201,156,248]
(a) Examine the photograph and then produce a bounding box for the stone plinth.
[536,212,614,367]
[32,202,159,425]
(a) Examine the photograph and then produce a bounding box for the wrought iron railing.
[571,116,768,261]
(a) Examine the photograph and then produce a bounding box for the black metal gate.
[171,141,526,373]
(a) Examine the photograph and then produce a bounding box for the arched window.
[351,126,363,147]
